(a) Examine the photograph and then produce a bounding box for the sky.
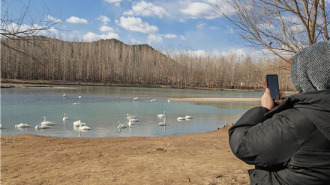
[5,0,256,56]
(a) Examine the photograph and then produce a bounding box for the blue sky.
[6,0,249,56]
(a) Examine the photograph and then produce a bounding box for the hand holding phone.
[261,88,275,110]
[266,74,280,100]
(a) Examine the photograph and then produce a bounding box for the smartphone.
[266,74,280,100]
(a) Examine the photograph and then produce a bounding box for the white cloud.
[147,34,163,44]
[117,16,158,34]
[123,1,169,18]
[215,0,238,16]
[3,23,60,37]
[46,15,61,23]
[104,0,122,7]
[222,48,248,57]
[204,0,219,5]
[130,38,144,45]
[146,33,184,44]
[187,50,207,57]
[83,32,119,42]
[288,24,305,33]
[66,16,88,24]
[96,15,111,25]
[197,23,206,28]
[163,34,177,39]
[5,23,45,34]
[256,23,274,30]
[180,2,220,19]
[99,25,115,32]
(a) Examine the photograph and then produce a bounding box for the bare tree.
[217,0,329,63]
[1,0,59,55]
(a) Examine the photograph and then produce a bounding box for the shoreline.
[1,79,263,92]
[1,126,251,184]
[170,97,261,102]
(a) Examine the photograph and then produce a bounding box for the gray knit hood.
[291,41,330,93]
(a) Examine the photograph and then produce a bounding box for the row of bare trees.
[1,36,292,90]
[168,51,291,89]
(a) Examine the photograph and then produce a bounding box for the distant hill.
[1,36,179,86]
[1,36,292,90]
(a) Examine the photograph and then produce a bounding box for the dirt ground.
[1,126,252,185]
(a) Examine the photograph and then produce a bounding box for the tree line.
[1,36,292,90]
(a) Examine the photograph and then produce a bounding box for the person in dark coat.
[229,41,330,185]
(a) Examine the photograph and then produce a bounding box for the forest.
[1,36,292,90]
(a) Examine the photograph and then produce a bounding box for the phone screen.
[266,74,279,100]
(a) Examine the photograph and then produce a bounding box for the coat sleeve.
[229,106,316,168]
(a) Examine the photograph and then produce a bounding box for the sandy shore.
[1,126,251,185]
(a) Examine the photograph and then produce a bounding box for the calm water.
[1,86,262,137]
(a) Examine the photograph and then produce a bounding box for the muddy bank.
[1,126,251,185]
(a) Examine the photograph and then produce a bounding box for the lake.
[1,86,262,137]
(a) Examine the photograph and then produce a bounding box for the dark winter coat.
[229,90,330,185]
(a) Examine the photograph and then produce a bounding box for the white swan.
[168,99,171,103]
[157,111,166,118]
[73,120,85,127]
[127,113,137,120]
[185,115,193,120]
[150,98,157,102]
[15,123,31,128]
[131,118,139,122]
[133,97,138,101]
[63,113,69,121]
[118,121,126,129]
[158,118,166,126]
[78,96,82,99]
[128,119,133,128]
[177,117,186,121]
[41,116,55,126]
[35,124,50,130]
[78,122,91,130]
[63,94,66,97]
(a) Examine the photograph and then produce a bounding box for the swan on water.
[185,115,193,120]
[78,96,82,99]
[133,97,138,101]
[78,122,91,130]
[35,124,51,130]
[131,118,139,122]
[177,117,186,121]
[150,98,157,102]
[158,118,166,126]
[128,119,133,128]
[73,120,86,127]
[127,113,137,120]
[41,116,55,126]
[63,113,69,121]
[15,123,31,128]
[157,111,166,118]
[63,94,66,97]
[118,121,127,129]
